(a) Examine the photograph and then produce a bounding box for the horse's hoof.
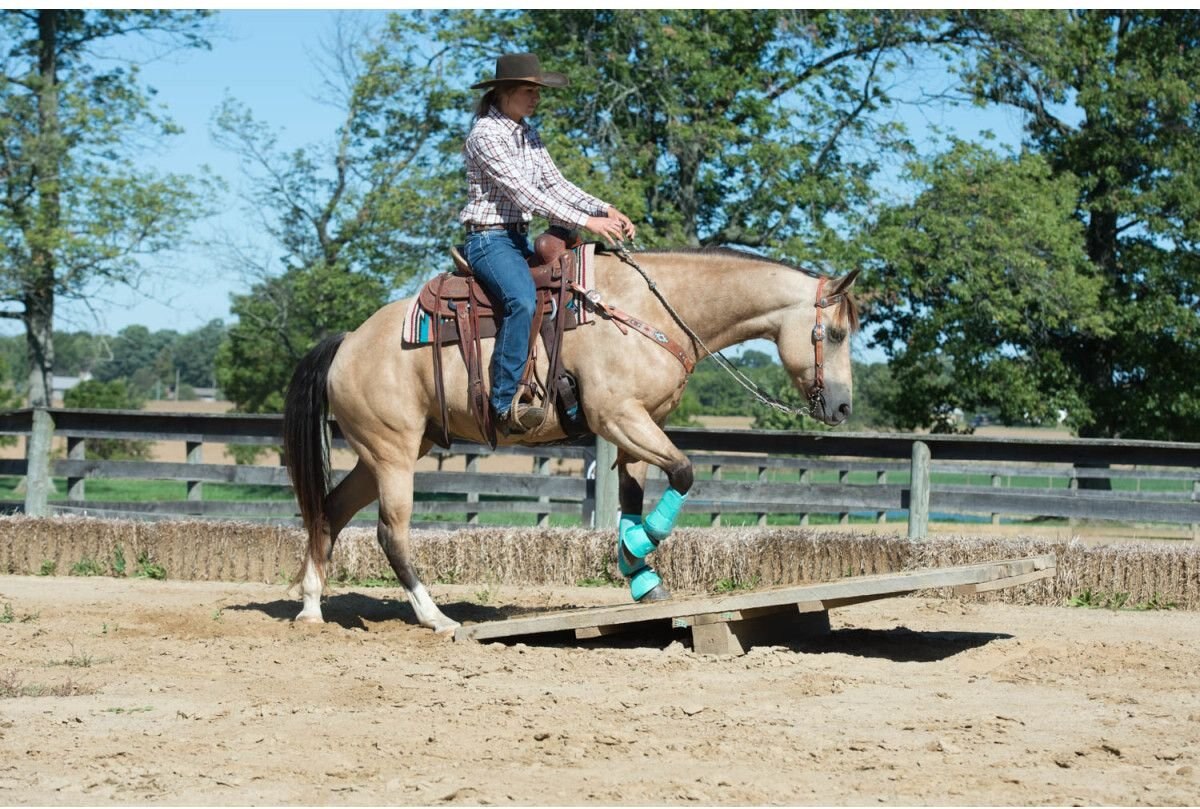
[294,613,324,624]
[639,583,672,602]
[427,618,461,636]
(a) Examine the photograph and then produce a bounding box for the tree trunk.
[24,11,62,517]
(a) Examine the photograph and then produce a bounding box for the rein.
[610,244,843,419]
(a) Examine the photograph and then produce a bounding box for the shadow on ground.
[228,593,551,631]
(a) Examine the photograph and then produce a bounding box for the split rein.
[604,244,844,420]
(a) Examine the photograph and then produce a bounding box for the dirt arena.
[2,573,1198,806]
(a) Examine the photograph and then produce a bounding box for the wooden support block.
[690,609,830,656]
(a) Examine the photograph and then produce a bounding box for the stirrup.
[497,402,545,436]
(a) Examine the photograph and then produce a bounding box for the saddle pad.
[402,243,596,346]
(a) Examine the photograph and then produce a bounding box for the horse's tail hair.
[282,332,346,584]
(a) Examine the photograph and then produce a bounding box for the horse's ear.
[832,268,861,295]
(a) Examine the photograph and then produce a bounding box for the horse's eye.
[828,326,847,344]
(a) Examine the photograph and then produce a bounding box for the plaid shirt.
[458,106,609,229]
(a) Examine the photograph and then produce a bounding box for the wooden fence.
[0,407,1198,538]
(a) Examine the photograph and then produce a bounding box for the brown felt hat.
[470,53,569,90]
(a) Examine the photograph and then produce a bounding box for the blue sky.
[28,9,1032,365]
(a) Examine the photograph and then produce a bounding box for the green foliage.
[882,10,1200,440]
[38,560,56,576]
[210,13,465,413]
[63,379,151,460]
[713,575,761,593]
[134,551,166,580]
[861,144,1105,432]
[70,557,106,577]
[112,545,127,577]
[215,264,389,413]
[451,10,959,257]
[1068,589,1177,611]
[0,10,215,406]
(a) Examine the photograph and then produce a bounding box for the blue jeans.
[464,228,535,414]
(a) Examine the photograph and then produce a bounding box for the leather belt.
[466,222,529,234]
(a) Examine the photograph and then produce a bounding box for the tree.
[0,10,212,510]
[212,13,464,413]
[215,264,388,413]
[172,319,225,388]
[862,143,1106,432]
[933,10,1200,439]
[446,10,972,260]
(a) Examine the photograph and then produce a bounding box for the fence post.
[1068,472,1079,528]
[186,441,203,502]
[798,467,810,525]
[465,453,480,525]
[1192,479,1198,541]
[908,440,931,540]
[991,473,1002,526]
[710,463,722,527]
[838,469,849,525]
[535,455,550,528]
[24,407,55,517]
[876,469,888,524]
[594,437,619,531]
[67,435,86,501]
[757,465,768,527]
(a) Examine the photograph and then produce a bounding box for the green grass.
[1068,588,1178,611]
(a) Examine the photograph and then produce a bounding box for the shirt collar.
[487,105,531,137]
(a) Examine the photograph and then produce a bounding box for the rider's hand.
[607,206,637,241]
[586,215,627,246]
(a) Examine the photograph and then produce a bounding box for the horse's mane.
[597,243,860,331]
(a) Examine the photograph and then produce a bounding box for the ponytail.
[474,88,499,119]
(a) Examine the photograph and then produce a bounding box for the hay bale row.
[0,516,1197,610]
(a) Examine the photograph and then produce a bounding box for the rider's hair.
[474,82,526,119]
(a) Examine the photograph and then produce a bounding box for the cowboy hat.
[470,53,569,90]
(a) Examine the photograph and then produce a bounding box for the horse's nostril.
[839,402,852,417]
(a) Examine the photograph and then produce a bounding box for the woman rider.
[460,53,636,435]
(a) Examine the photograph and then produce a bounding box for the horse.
[282,245,860,633]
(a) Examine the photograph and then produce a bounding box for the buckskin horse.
[282,242,859,633]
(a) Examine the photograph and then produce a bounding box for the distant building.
[50,372,92,405]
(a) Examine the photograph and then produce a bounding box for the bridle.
[612,245,848,419]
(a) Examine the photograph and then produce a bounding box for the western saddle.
[418,227,587,448]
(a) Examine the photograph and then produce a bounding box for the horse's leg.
[375,453,459,634]
[601,410,695,601]
[296,459,378,623]
[615,456,671,601]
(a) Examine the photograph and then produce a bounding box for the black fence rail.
[0,408,1197,537]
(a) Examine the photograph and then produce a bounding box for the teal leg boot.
[644,488,689,542]
[618,515,670,602]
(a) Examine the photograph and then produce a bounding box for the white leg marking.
[407,581,459,634]
[295,557,325,623]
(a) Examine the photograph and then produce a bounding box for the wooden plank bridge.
[454,554,1056,655]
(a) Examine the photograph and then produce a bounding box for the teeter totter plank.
[453,554,1056,655]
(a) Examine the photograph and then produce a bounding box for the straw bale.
[0,517,1197,610]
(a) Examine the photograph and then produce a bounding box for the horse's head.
[776,269,860,427]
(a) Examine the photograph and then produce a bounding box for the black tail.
[282,333,346,564]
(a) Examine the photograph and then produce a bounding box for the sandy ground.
[1,575,1197,806]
